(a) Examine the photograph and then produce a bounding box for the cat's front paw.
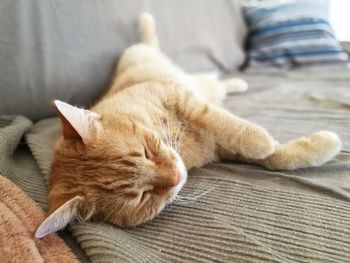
[306,131,341,166]
[237,127,275,160]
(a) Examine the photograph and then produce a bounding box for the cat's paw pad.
[238,127,275,160]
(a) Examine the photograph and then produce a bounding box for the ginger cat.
[35,13,341,238]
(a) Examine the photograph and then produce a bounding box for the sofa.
[1,1,350,262]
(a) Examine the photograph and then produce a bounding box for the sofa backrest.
[0,0,247,120]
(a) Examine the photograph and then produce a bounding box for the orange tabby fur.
[35,13,341,238]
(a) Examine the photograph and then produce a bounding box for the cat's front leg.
[230,122,276,160]
[175,92,341,170]
[175,92,276,160]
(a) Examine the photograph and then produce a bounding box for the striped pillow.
[243,0,349,71]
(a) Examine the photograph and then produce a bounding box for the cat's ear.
[53,100,101,144]
[35,196,83,238]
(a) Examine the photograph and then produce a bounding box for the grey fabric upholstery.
[0,0,247,121]
[342,41,350,55]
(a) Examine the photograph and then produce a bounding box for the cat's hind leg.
[116,13,162,75]
[105,13,169,97]
[139,12,159,48]
[221,78,249,93]
[193,74,249,107]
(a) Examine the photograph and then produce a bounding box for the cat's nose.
[153,169,180,188]
[164,169,180,187]
[173,171,181,186]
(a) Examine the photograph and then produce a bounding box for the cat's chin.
[168,149,187,202]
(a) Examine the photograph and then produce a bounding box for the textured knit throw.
[0,175,78,263]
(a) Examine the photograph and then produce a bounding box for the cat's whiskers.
[157,111,173,149]
[155,109,184,154]
[103,196,135,224]
[167,112,173,149]
[173,123,181,152]
[103,199,123,224]
[173,122,187,154]
[101,202,115,223]
[172,185,216,205]
[160,114,172,148]
[154,113,167,146]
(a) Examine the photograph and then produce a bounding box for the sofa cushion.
[243,0,349,72]
[0,0,247,121]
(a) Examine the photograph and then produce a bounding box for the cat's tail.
[139,12,159,48]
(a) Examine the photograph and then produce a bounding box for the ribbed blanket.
[1,68,350,262]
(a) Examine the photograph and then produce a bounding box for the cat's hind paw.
[222,78,249,93]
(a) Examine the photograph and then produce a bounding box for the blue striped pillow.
[243,0,349,71]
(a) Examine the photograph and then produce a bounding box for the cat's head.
[35,100,187,238]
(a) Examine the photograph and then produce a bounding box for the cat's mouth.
[168,149,187,202]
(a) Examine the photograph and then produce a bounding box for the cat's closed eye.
[144,148,151,160]
[140,190,151,203]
